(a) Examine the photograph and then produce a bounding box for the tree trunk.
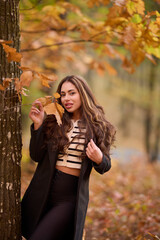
[0,1,22,240]
[144,63,157,162]
[151,117,160,162]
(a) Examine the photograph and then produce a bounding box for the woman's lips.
[64,103,73,109]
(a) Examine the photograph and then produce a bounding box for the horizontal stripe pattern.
[56,120,86,169]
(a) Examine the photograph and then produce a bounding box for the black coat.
[21,123,111,240]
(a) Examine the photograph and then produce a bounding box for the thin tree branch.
[21,39,120,52]
[89,30,108,40]
[21,27,67,34]
[20,6,36,11]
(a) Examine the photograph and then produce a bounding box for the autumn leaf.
[130,43,145,66]
[123,23,136,45]
[122,58,135,73]
[55,102,64,118]
[37,96,53,106]
[2,43,22,62]
[20,71,33,87]
[0,39,13,44]
[43,102,56,114]
[87,0,110,8]
[3,78,12,88]
[104,62,117,76]
[0,78,12,91]
[44,102,63,126]
[19,66,33,72]
[147,232,160,240]
[38,73,57,88]
[37,95,64,125]
[14,78,22,93]
[0,84,5,91]
[145,53,156,65]
[53,92,60,99]
[154,0,160,4]
[21,88,29,97]
[126,0,145,16]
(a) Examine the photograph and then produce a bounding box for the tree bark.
[0,1,21,239]
[144,63,157,162]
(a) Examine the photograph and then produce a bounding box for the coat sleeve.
[92,153,111,174]
[29,123,47,163]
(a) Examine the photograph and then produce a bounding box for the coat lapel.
[47,142,58,169]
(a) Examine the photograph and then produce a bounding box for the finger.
[87,142,92,151]
[86,147,92,157]
[88,140,95,151]
[30,110,40,115]
[30,108,41,115]
[32,101,43,110]
[31,106,40,112]
[90,139,96,148]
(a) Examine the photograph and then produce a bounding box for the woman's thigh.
[29,202,75,240]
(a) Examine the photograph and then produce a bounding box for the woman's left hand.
[86,139,103,165]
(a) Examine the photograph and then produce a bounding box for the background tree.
[0,0,21,240]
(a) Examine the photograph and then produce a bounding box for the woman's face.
[60,81,82,119]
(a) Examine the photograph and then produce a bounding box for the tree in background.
[0,0,21,240]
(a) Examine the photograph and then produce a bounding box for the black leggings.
[29,169,79,240]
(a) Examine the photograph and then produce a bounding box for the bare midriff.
[55,165,80,177]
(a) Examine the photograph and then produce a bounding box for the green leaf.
[146,46,160,58]
[28,0,41,4]
[131,14,142,23]
[127,1,135,15]
[115,208,120,215]
[28,0,56,11]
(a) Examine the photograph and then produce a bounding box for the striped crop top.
[56,120,86,169]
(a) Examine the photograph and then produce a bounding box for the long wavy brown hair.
[43,75,116,158]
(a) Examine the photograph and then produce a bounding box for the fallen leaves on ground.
[21,154,160,240]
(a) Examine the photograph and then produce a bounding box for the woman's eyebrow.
[61,89,75,93]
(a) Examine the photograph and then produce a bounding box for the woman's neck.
[72,111,81,121]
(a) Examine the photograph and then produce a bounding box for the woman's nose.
[63,93,70,101]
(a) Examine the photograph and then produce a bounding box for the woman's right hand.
[29,100,45,130]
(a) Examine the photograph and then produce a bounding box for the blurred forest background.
[19,0,160,239]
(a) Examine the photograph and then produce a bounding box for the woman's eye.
[70,92,75,95]
[60,94,65,97]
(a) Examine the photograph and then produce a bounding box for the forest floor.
[21,155,160,240]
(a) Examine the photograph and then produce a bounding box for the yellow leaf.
[44,102,62,126]
[122,58,135,73]
[38,73,57,88]
[37,96,52,106]
[20,71,33,87]
[107,17,128,26]
[0,84,5,91]
[2,43,22,62]
[19,66,33,71]
[126,0,145,16]
[44,102,56,114]
[55,110,62,126]
[58,2,83,17]
[21,88,29,97]
[14,78,22,93]
[0,39,13,44]
[55,102,64,118]
[3,78,12,88]
[53,92,60,98]
[145,53,157,65]
[87,0,110,7]
[123,25,136,45]
[104,62,117,76]
[130,43,145,65]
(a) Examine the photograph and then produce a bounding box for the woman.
[21,75,116,240]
